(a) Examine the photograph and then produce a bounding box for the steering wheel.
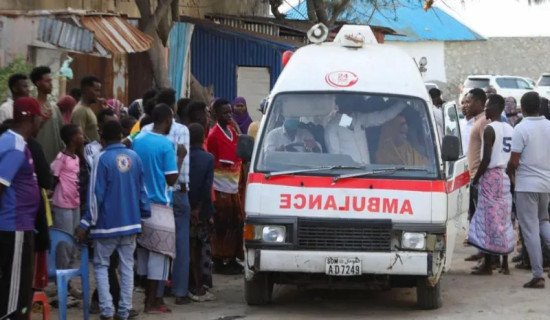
[283,142,321,153]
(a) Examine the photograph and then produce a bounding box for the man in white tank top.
[468,94,515,275]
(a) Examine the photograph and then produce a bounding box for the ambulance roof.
[271,42,429,101]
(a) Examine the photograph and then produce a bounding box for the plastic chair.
[47,228,89,320]
[33,291,51,320]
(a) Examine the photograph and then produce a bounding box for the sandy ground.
[49,229,550,320]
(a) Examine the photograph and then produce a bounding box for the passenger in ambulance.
[375,113,428,166]
[324,95,406,164]
[263,118,322,153]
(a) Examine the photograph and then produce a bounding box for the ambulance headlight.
[401,232,426,250]
[244,225,286,243]
[262,226,286,243]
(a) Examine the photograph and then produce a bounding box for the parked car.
[536,73,550,99]
[458,75,534,105]
[522,77,537,89]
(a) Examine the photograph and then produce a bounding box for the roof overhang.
[0,10,153,57]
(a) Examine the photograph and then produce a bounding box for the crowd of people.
[3,64,550,320]
[0,66,257,320]
[433,86,550,289]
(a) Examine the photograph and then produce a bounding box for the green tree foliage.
[0,56,32,103]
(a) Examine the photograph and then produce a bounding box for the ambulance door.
[442,102,470,271]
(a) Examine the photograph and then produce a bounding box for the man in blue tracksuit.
[76,121,151,320]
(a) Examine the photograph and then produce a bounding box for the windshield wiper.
[265,165,364,179]
[332,167,430,183]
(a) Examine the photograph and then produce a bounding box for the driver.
[264,118,321,153]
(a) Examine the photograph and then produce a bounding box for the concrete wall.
[388,41,446,84]
[443,37,550,102]
[0,16,38,65]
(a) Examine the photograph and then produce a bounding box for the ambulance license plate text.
[325,257,361,276]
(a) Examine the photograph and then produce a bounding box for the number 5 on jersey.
[503,137,512,152]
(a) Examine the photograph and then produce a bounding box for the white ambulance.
[237,24,469,310]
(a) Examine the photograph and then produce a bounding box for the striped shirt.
[84,140,103,171]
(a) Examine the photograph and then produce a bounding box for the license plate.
[325,257,362,276]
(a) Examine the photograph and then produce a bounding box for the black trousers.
[0,231,35,320]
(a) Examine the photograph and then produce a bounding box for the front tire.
[416,277,443,310]
[245,272,273,305]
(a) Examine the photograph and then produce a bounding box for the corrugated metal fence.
[189,23,296,101]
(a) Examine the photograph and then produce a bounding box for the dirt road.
[56,231,550,320]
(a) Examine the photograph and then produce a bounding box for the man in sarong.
[468,94,514,275]
[132,104,182,313]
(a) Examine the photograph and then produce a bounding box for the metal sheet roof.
[37,17,94,52]
[285,1,485,42]
[80,16,153,54]
[186,21,296,102]
[34,13,153,55]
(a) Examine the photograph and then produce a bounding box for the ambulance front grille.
[296,219,392,252]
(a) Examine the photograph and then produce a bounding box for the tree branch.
[306,0,317,22]
[269,0,286,20]
[135,0,152,30]
[313,0,329,25]
[138,0,173,33]
[171,0,180,22]
[329,0,351,25]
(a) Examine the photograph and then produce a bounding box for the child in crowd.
[51,124,84,298]
[76,120,151,320]
[188,123,216,302]
[120,116,137,139]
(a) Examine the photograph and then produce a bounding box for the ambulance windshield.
[255,93,438,178]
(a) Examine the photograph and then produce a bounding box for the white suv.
[458,75,534,105]
[536,74,550,99]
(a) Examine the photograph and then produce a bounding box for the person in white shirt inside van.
[467,94,515,276]
[508,91,550,289]
[324,96,406,164]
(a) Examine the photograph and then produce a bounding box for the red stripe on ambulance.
[248,171,470,193]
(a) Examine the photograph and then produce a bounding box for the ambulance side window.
[443,103,463,156]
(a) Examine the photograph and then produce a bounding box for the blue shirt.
[132,131,178,206]
[0,130,40,231]
[80,143,151,238]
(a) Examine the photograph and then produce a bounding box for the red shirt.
[206,123,241,194]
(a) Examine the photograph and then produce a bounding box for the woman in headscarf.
[232,97,253,134]
[107,98,127,118]
[504,97,519,126]
[375,114,428,166]
[57,95,77,125]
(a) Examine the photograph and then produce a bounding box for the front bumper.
[248,249,430,276]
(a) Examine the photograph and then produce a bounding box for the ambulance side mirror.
[237,134,255,162]
[441,135,460,162]
[259,98,268,114]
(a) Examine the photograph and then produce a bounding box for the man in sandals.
[508,91,550,289]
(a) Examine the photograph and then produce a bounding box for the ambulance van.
[237,24,469,310]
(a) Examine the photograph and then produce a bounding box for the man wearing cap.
[0,97,46,320]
